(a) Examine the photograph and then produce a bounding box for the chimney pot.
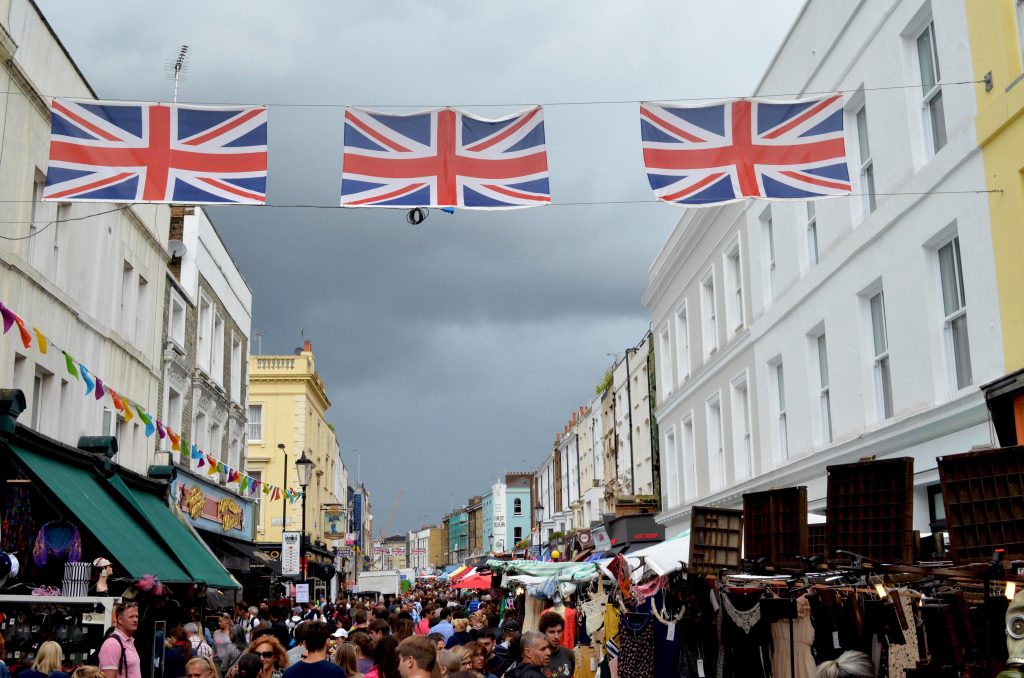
[304,339,312,353]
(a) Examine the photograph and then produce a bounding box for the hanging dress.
[616,612,655,678]
[719,590,771,678]
[770,596,816,678]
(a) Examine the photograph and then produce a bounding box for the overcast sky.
[39,0,804,533]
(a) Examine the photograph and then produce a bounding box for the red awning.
[452,571,494,589]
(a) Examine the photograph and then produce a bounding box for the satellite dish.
[167,240,187,259]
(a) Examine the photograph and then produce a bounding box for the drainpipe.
[625,350,635,494]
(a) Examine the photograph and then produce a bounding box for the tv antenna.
[165,45,190,103]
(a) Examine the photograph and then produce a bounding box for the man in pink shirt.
[99,602,142,678]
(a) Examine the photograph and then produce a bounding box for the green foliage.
[595,369,613,395]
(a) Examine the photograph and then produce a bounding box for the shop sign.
[282,531,301,577]
[492,482,507,553]
[173,477,254,540]
[323,505,345,541]
[295,583,310,603]
[352,494,364,548]
[345,532,357,545]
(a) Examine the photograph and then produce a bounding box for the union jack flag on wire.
[640,95,851,206]
[43,99,268,204]
[340,106,550,209]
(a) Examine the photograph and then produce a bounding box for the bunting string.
[0,299,303,503]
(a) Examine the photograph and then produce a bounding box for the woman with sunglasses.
[243,637,288,678]
[463,642,496,678]
[185,658,222,678]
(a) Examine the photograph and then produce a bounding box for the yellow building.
[247,340,342,554]
[966,2,1024,443]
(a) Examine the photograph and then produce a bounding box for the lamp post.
[278,444,287,532]
[295,449,315,579]
[534,502,544,560]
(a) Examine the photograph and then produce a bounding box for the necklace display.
[651,592,685,626]
[721,592,761,634]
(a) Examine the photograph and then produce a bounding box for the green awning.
[106,476,238,590]
[8,443,191,583]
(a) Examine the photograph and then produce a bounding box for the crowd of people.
[0,586,879,678]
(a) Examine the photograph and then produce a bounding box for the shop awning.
[8,443,192,583]
[222,539,282,575]
[106,476,238,590]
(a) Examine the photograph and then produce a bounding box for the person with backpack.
[99,602,141,678]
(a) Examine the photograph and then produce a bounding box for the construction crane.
[377,489,404,569]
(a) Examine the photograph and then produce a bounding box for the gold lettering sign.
[186,486,205,520]
[218,498,242,531]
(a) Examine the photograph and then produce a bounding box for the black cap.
[503,621,521,633]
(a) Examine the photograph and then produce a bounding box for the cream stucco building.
[247,341,345,554]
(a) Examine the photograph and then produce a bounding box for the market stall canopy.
[450,566,476,583]
[629,532,689,577]
[486,559,598,582]
[106,475,238,589]
[451,571,494,589]
[7,441,237,589]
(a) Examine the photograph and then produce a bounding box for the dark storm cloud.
[38,0,803,530]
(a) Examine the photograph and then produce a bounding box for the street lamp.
[278,444,288,532]
[295,449,315,578]
[534,502,544,559]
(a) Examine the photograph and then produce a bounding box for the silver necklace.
[721,593,761,634]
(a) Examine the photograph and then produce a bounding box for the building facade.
[646,0,1002,540]
[0,0,171,474]
[481,473,533,554]
[160,207,251,482]
[246,342,345,554]
[446,509,469,565]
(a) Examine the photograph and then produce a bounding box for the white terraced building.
[644,0,1003,544]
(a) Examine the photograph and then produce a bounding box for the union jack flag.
[340,106,550,209]
[640,95,851,206]
[43,99,268,204]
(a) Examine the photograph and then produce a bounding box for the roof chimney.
[303,339,312,353]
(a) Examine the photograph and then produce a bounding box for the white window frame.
[231,333,243,404]
[681,414,696,501]
[937,235,972,392]
[664,426,679,507]
[658,323,673,395]
[120,261,135,341]
[701,269,718,357]
[674,303,690,383]
[916,21,946,156]
[706,393,725,492]
[212,311,225,386]
[165,386,183,452]
[247,403,263,442]
[168,290,187,350]
[806,202,819,266]
[134,274,149,349]
[815,332,833,445]
[724,239,744,332]
[762,208,777,303]
[770,358,788,463]
[730,371,752,482]
[513,498,523,516]
[197,293,212,373]
[868,290,894,421]
[855,105,876,214]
